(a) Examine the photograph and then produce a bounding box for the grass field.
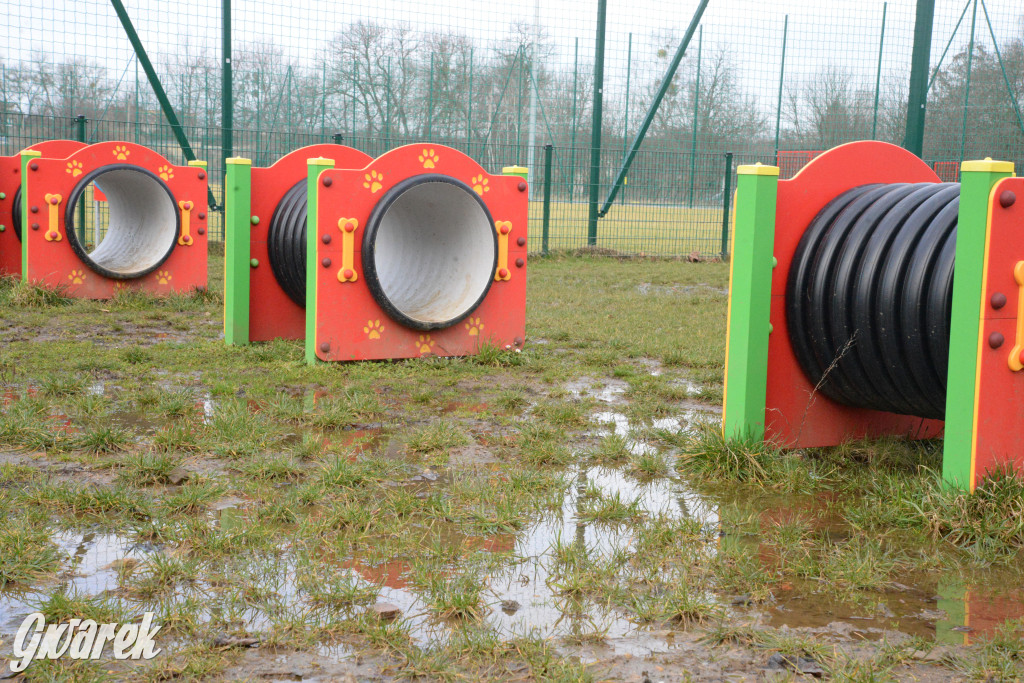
[0,254,1022,681]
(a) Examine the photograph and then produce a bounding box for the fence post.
[75,114,87,245]
[720,152,733,259]
[688,25,703,207]
[222,0,233,203]
[959,0,979,162]
[332,133,343,145]
[542,143,553,255]
[568,38,578,203]
[904,0,935,156]
[586,0,608,246]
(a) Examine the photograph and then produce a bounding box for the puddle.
[566,378,627,404]
[593,409,714,456]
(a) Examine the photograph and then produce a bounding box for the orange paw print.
[418,149,439,168]
[363,170,384,194]
[112,145,130,160]
[417,335,435,354]
[156,270,172,285]
[471,175,489,196]
[464,317,483,336]
[68,269,85,285]
[364,319,383,340]
[65,160,83,177]
[158,165,174,181]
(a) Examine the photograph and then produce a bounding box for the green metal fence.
[2,0,1022,255]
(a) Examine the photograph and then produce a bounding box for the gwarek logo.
[7,612,162,673]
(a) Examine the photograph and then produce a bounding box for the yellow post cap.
[960,157,1014,173]
[502,165,529,176]
[307,157,335,165]
[226,157,252,165]
[188,160,208,168]
[737,162,779,176]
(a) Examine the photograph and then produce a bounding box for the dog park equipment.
[0,140,87,277]
[722,140,1021,491]
[222,144,373,344]
[223,144,528,363]
[10,141,208,298]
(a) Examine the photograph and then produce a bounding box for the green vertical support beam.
[773,16,788,163]
[941,158,1013,489]
[720,152,733,258]
[19,150,41,284]
[958,0,979,162]
[466,48,474,153]
[622,32,632,159]
[426,53,434,141]
[542,143,553,255]
[222,0,232,191]
[75,115,87,245]
[722,163,779,441]
[904,0,935,156]
[871,3,887,140]
[223,157,252,346]
[568,38,578,203]
[586,0,608,246]
[688,26,703,207]
[305,158,333,365]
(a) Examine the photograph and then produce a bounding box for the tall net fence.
[2,0,1022,255]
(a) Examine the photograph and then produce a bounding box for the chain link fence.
[2,0,1022,255]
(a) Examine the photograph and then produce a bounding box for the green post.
[466,48,474,153]
[223,157,252,346]
[722,163,779,441]
[75,115,87,245]
[622,32,632,159]
[426,53,434,141]
[332,133,343,145]
[941,158,1013,489]
[904,0,935,157]
[720,152,733,258]
[542,143,553,255]
[569,38,578,203]
[19,150,41,283]
[305,158,334,365]
[688,25,703,207]
[222,0,233,209]
[773,16,788,163]
[586,0,608,246]
[871,3,887,140]
[958,0,979,162]
[321,62,327,137]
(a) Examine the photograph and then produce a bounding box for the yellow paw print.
[112,145,130,161]
[464,317,484,336]
[471,175,489,196]
[65,160,83,177]
[68,269,85,285]
[156,270,172,285]
[363,170,384,194]
[418,149,439,168]
[417,334,435,354]
[158,165,174,181]
[364,319,383,340]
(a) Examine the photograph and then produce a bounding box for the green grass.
[1,255,1022,680]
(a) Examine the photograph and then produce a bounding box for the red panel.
[314,144,527,361]
[765,141,944,448]
[22,141,207,298]
[248,144,372,342]
[0,141,87,276]
[974,177,1024,486]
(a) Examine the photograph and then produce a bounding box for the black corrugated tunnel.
[361,175,498,331]
[65,165,180,279]
[786,182,960,420]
